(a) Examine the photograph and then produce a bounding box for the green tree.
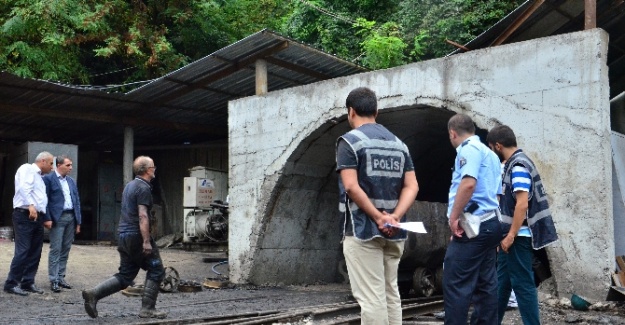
[355,18,407,69]
[0,0,91,82]
[0,0,291,87]
[393,0,526,60]
[282,0,400,64]
[284,0,525,66]
[0,0,527,86]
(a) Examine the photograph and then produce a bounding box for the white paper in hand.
[385,222,427,233]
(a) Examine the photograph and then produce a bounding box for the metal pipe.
[611,91,625,104]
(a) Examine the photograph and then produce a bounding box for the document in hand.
[385,222,427,233]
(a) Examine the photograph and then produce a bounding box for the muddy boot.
[82,277,122,318]
[139,279,167,319]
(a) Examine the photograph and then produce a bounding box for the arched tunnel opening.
[252,104,550,295]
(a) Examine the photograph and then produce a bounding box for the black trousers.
[113,232,165,288]
[4,209,44,289]
[442,217,502,325]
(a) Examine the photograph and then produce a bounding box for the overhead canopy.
[0,29,367,149]
[449,0,625,99]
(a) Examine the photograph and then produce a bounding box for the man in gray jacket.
[43,155,81,293]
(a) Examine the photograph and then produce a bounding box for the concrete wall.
[228,29,611,300]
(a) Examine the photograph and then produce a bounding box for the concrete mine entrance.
[230,29,611,301]
[247,105,458,289]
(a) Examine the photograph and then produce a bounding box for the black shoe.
[58,279,72,289]
[21,284,44,294]
[51,282,61,293]
[4,286,29,296]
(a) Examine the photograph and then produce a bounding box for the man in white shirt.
[3,151,54,296]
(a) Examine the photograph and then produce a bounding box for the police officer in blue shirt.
[443,114,503,325]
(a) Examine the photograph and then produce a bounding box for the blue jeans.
[4,209,44,289]
[48,212,76,282]
[443,217,502,325]
[497,236,540,325]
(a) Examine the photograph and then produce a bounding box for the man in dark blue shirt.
[82,156,166,319]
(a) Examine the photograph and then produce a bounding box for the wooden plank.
[617,256,625,272]
[619,272,625,287]
[491,0,545,46]
[585,0,597,30]
[256,59,268,95]
[445,39,470,51]
[614,273,622,287]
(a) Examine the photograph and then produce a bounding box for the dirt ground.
[0,241,624,325]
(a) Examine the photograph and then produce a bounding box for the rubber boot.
[139,279,167,319]
[82,277,123,318]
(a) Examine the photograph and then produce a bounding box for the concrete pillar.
[256,59,268,95]
[123,126,134,184]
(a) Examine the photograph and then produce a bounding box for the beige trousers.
[343,236,405,325]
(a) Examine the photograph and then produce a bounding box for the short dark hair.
[486,125,517,147]
[345,87,377,117]
[448,114,475,135]
[56,155,72,166]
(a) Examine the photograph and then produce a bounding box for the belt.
[478,210,498,222]
[14,207,45,215]
[62,209,74,213]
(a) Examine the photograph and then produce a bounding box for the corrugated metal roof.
[449,0,625,98]
[0,29,367,148]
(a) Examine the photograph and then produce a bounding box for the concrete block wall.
[229,29,612,300]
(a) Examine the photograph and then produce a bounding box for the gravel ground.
[1,241,624,324]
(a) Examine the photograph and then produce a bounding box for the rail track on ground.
[0,290,442,324]
[134,296,444,325]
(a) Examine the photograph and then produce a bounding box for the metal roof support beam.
[585,0,597,29]
[612,91,625,104]
[263,56,331,80]
[492,0,545,46]
[0,103,225,135]
[256,59,268,95]
[123,126,134,184]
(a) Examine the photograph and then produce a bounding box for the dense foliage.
[0,0,524,88]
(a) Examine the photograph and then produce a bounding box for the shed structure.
[0,30,367,239]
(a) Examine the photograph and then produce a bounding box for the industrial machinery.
[184,201,229,243]
[182,168,229,247]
